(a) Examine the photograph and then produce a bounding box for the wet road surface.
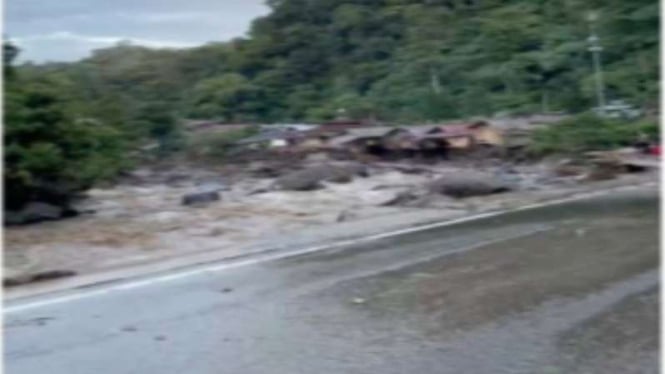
[4,190,659,373]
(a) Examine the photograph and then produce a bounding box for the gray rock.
[326,166,354,183]
[273,163,370,191]
[274,169,324,191]
[4,211,27,225]
[181,190,221,206]
[341,163,370,178]
[429,174,511,198]
[17,202,64,224]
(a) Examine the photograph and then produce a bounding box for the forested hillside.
[4,0,658,210]
[13,0,659,124]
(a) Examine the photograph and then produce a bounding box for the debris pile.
[273,163,369,191]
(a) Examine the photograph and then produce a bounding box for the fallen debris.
[5,154,657,288]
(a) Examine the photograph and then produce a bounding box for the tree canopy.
[12,0,658,124]
[4,43,128,210]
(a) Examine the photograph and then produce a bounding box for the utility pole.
[587,12,607,115]
[430,67,441,95]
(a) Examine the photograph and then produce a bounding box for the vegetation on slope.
[4,0,659,210]
[12,0,658,123]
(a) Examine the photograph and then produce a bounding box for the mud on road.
[279,191,659,373]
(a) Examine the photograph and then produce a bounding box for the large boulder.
[274,168,324,191]
[5,202,65,225]
[341,163,370,178]
[429,174,511,198]
[181,190,221,206]
[585,163,620,181]
[326,168,353,183]
[274,163,369,191]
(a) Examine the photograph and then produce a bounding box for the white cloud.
[6,0,271,62]
[14,31,199,49]
[123,12,216,24]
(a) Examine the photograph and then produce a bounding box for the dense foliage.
[529,113,659,155]
[12,0,658,124]
[4,45,128,210]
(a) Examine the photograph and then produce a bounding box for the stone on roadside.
[4,269,77,287]
[428,174,511,198]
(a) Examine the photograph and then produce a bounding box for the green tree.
[186,73,264,121]
[9,0,658,124]
[4,47,127,211]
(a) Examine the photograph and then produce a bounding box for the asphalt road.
[5,190,659,374]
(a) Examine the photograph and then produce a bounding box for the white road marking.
[3,184,653,314]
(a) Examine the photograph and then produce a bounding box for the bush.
[528,113,659,156]
[5,79,128,210]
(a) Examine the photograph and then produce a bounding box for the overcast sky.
[6,0,270,63]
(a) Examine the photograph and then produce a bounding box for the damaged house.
[327,127,409,156]
[297,120,375,149]
[317,120,505,160]
[432,121,504,148]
